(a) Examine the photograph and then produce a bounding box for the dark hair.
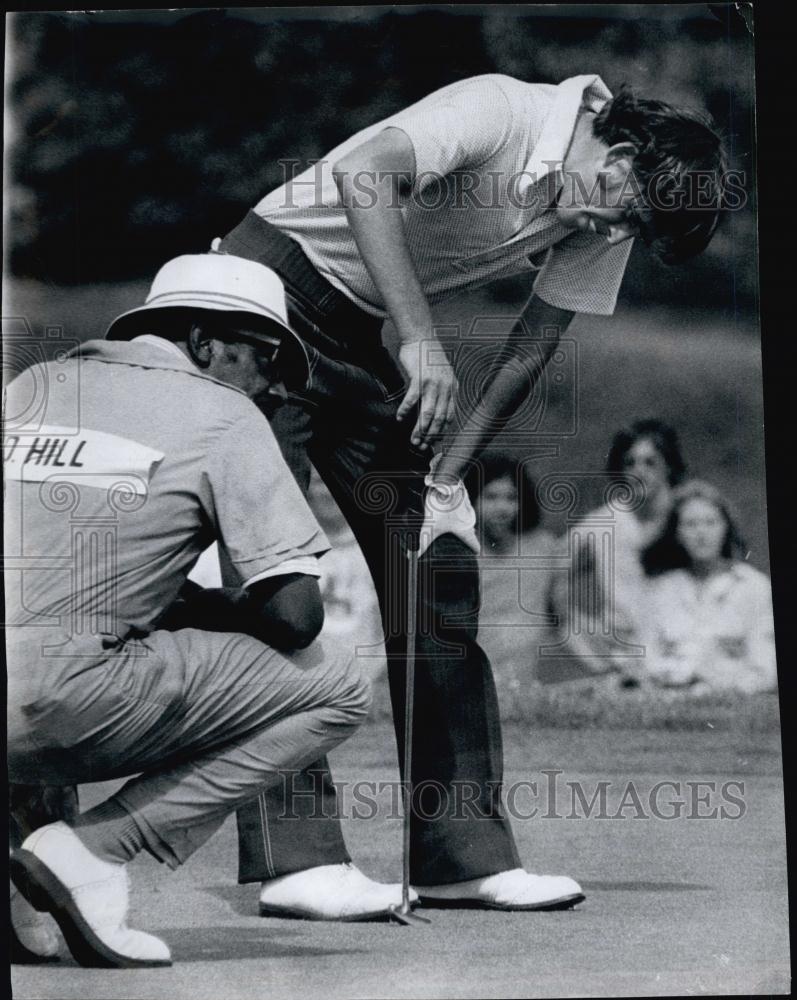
[592,88,728,264]
[643,479,747,575]
[606,418,686,487]
[465,452,541,534]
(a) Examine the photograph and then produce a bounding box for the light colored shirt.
[547,505,668,674]
[3,339,329,653]
[187,542,321,589]
[648,563,777,693]
[132,339,323,587]
[255,74,633,318]
[560,506,666,627]
[477,528,559,681]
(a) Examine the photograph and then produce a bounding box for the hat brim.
[106,303,311,391]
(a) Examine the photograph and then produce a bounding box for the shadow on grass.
[204,882,259,918]
[203,883,411,927]
[580,880,712,892]
[163,925,370,963]
[47,924,371,966]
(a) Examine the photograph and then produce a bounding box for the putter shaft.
[390,544,431,925]
[402,546,418,910]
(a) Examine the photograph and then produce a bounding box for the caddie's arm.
[246,573,324,649]
[332,127,456,451]
[181,406,330,648]
[162,574,324,651]
[434,294,575,484]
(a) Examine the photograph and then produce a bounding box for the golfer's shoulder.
[449,73,538,106]
[464,73,555,112]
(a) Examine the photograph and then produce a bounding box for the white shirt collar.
[132,334,189,362]
[519,74,613,198]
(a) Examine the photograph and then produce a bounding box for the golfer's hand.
[417,474,480,558]
[396,341,457,450]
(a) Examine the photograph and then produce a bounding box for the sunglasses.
[254,339,282,367]
[225,329,283,368]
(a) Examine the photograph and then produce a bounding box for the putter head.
[388,903,431,926]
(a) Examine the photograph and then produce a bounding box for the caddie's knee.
[325,651,372,725]
[298,636,372,722]
[338,657,372,722]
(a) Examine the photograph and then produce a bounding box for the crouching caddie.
[5,254,371,968]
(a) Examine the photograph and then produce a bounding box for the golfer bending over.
[214,72,727,917]
[5,255,371,968]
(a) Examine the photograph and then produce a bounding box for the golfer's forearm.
[435,302,573,482]
[333,145,433,344]
[435,360,544,481]
[332,128,432,343]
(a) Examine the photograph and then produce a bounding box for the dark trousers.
[222,212,521,886]
[10,785,79,848]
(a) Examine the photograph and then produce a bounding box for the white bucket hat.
[105,253,311,389]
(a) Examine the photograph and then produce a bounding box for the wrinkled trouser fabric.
[7,630,370,868]
[222,212,522,885]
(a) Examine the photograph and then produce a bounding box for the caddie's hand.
[396,340,457,450]
[161,586,249,632]
[417,468,480,558]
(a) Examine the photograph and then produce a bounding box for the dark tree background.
[6,4,755,315]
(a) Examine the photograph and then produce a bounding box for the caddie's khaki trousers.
[7,628,370,868]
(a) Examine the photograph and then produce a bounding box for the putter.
[389,540,431,927]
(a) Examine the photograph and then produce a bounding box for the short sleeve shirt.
[255,74,633,317]
[3,339,328,644]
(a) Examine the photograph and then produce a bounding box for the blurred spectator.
[306,471,384,663]
[466,454,557,700]
[549,419,686,681]
[642,480,777,694]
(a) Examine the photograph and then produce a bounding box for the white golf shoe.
[259,863,419,921]
[10,879,60,963]
[416,868,585,910]
[10,821,172,968]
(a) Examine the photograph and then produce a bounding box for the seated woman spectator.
[548,419,686,681]
[643,480,777,694]
[306,471,383,656]
[465,453,557,704]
